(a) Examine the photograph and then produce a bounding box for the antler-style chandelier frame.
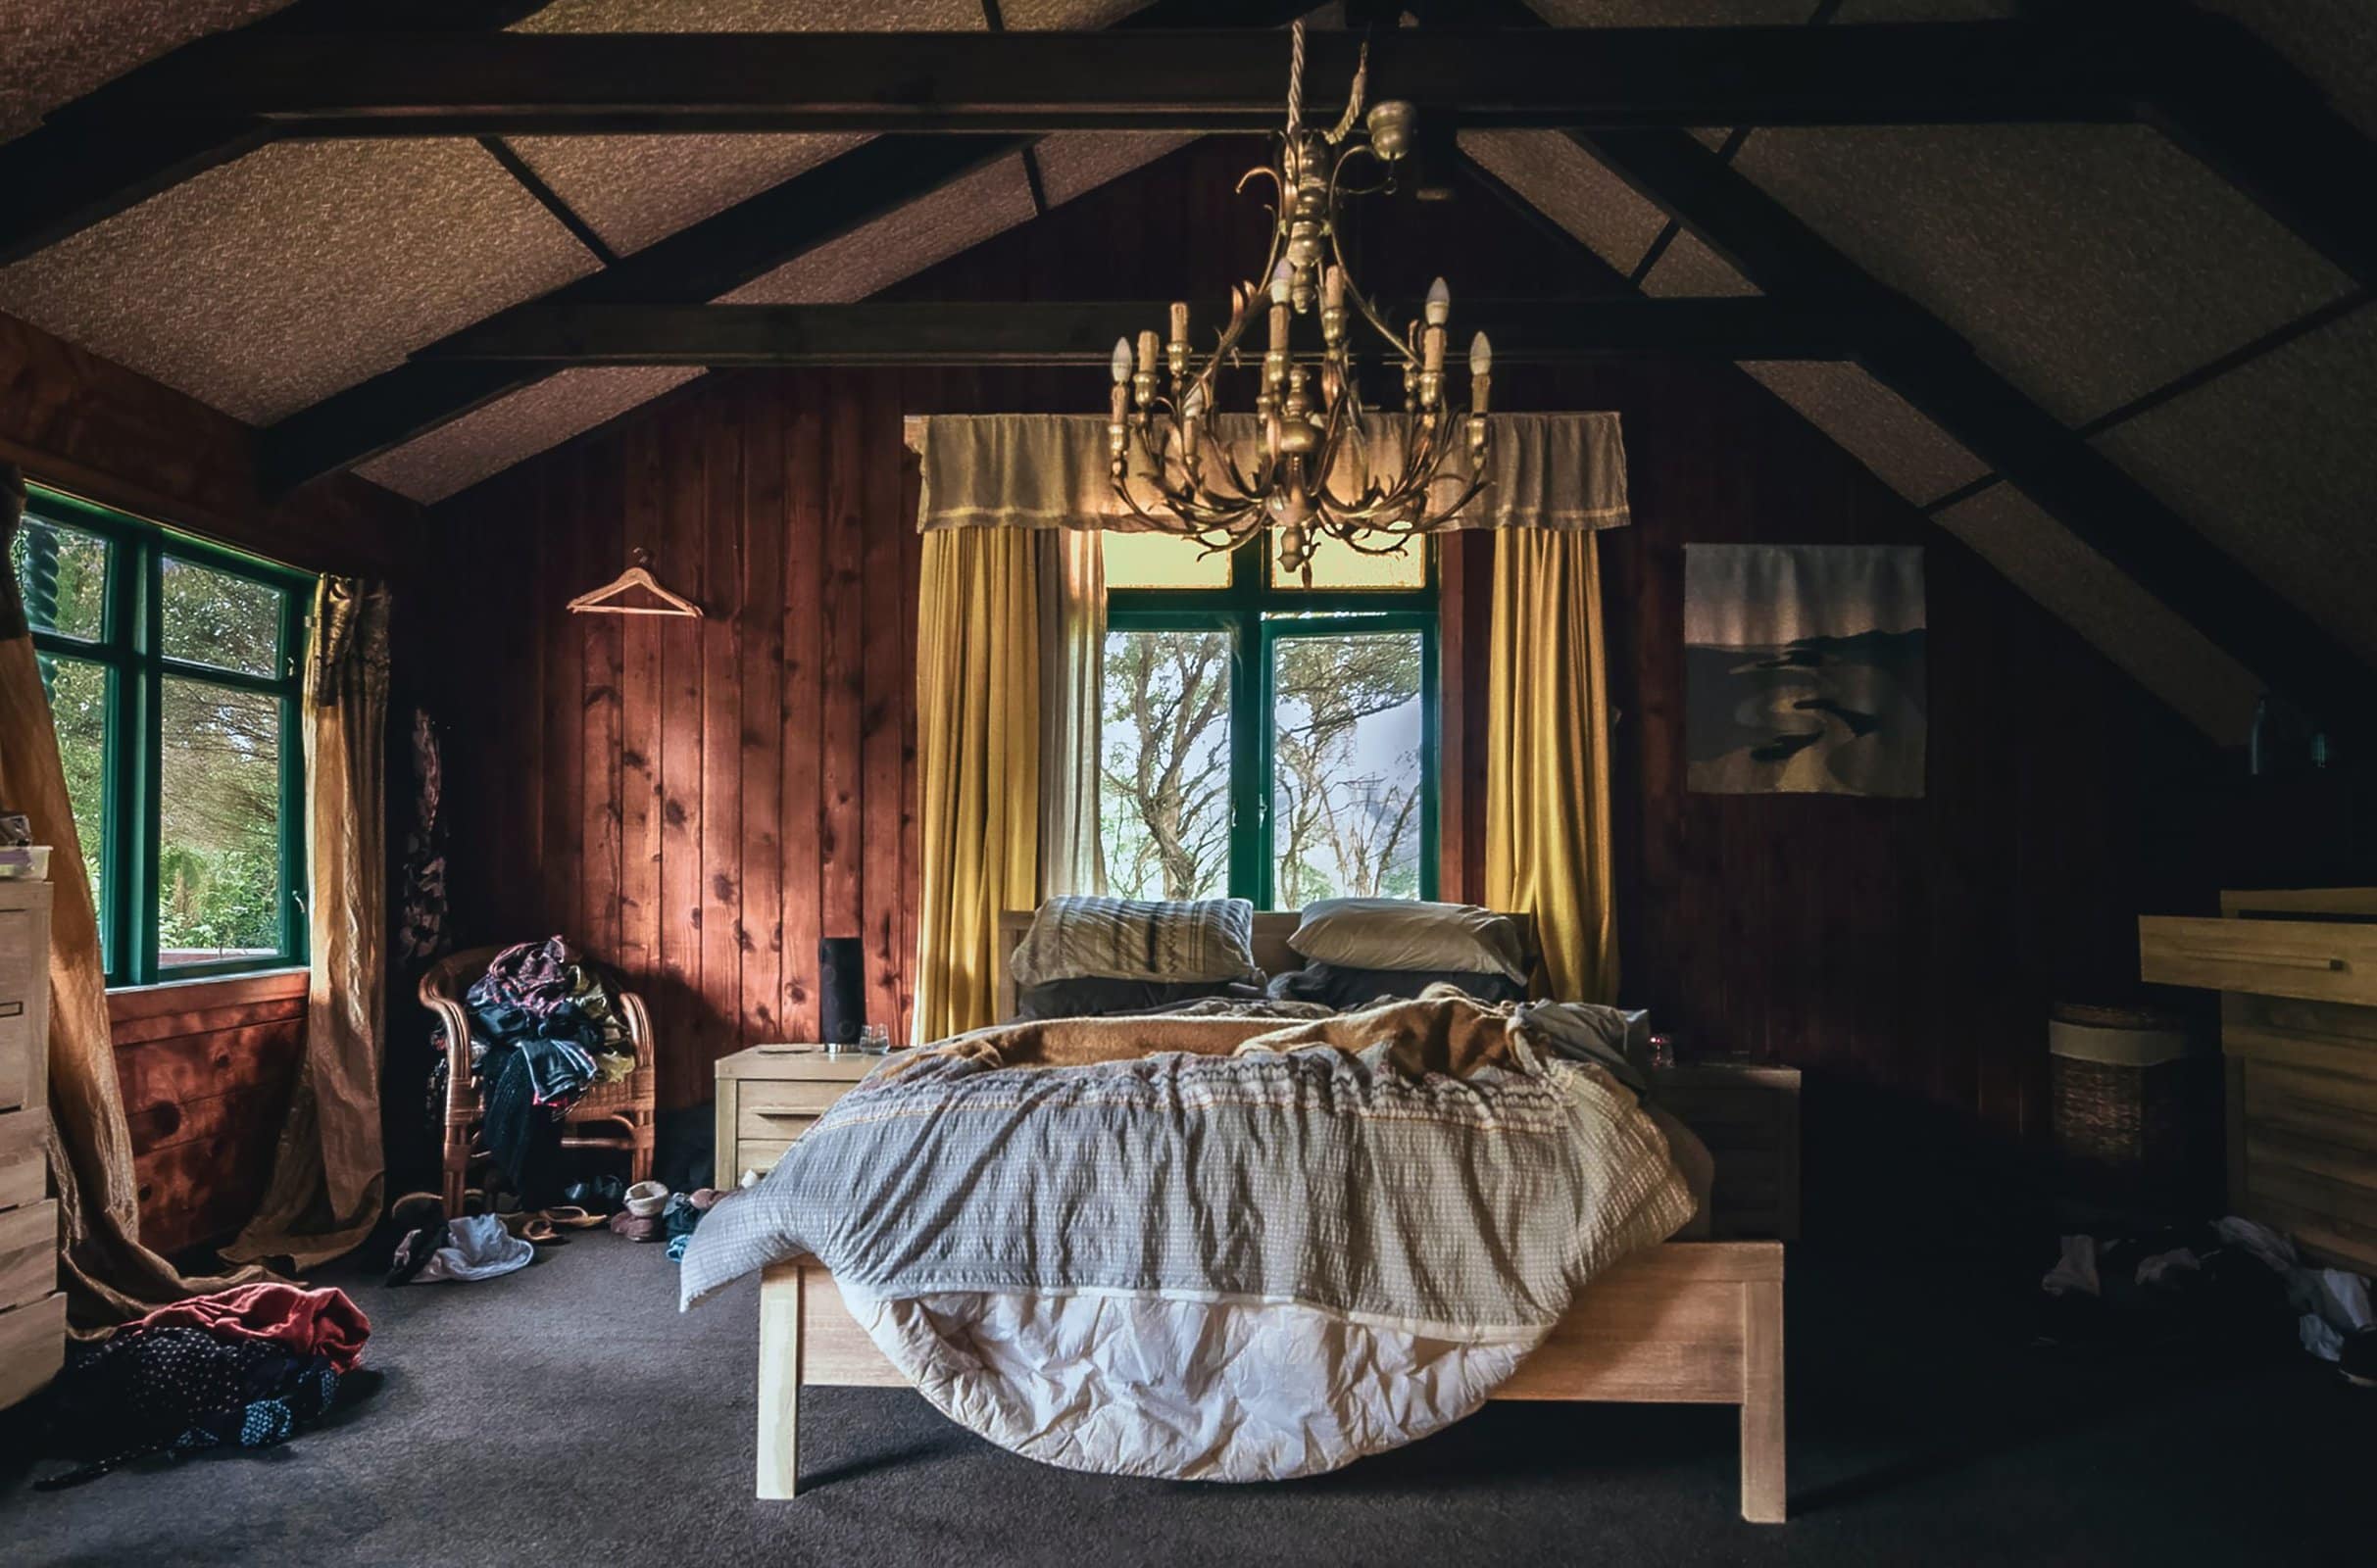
[1106,21,1495,572]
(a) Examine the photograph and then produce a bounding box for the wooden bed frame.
[757,1243,1784,1520]
[752,907,1786,1522]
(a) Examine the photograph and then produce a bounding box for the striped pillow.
[1011,897,1261,987]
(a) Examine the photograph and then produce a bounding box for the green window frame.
[13,483,312,987]
[1105,535,1439,908]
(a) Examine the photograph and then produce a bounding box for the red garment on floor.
[131,1283,371,1372]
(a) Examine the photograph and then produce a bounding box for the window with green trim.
[9,485,312,986]
[1101,530,1437,909]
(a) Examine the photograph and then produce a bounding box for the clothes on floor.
[126,1284,371,1374]
[395,1213,534,1285]
[462,937,632,1202]
[37,1326,354,1489]
[2036,1215,2373,1363]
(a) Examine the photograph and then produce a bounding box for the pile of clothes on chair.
[34,1284,373,1489]
[460,937,634,1204]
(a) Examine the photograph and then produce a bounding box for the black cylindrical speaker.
[817,937,864,1045]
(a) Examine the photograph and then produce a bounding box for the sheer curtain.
[1037,527,1106,901]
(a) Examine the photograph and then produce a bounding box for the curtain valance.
[909,413,1630,534]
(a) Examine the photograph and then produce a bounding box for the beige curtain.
[1036,527,1106,901]
[1485,529,1618,1004]
[915,529,1040,1043]
[224,576,390,1269]
[0,464,262,1332]
[912,414,1631,534]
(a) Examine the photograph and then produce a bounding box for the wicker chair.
[419,945,656,1215]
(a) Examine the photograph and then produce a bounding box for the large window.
[1102,530,1436,908]
[10,486,311,984]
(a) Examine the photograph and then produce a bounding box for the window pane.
[1270,530,1426,590]
[35,654,111,951]
[1101,628,1234,900]
[1103,530,1233,589]
[162,555,284,678]
[1270,631,1425,908]
[11,514,109,640]
[158,676,284,967]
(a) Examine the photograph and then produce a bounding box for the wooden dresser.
[1653,1063,1803,1241]
[0,880,64,1409]
[714,1046,877,1187]
[2142,887,2377,1272]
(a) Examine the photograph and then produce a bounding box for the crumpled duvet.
[682,995,1694,1480]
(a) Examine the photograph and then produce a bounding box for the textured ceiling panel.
[1731,124,2352,424]
[518,0,982,28]
[510,134,866,257]
[2093,306,2377,669]
[1459,129,1666,275]
[1640,230,1758,297]
[0,0,289,143]
[354,368,703,504]
[0,139,596,422]
[1740,361,1986,503]
[2203,2,2377,142]
[719,154,1039,304]
[1034,132,1198,209]
[1934,484,2264,743]
[1000,0,1148,24]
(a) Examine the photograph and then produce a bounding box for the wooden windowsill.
[107,966,309,1026]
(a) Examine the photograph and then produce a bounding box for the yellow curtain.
[1485,528,1618,1004]
[0,464,263,1332]
[914,529,1040,1042]
[225,576,390,1269]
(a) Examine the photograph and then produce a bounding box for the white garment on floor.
[415,1213,534,1283]
[2043,1235,2101,1297]
[2215,1214,2370,1364]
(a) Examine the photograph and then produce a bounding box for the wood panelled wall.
[2,304,423,1251]
[426,139,2228,1214]
[430,372,922,1107]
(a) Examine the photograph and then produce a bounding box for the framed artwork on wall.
[1684,544,1926,798]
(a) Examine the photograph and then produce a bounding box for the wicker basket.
[2048,1004,2202,1180]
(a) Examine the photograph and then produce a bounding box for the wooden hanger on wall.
[568,547,703,619]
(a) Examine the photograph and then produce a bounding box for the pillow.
[1010,896,1261,988]
[1267,961,1527,1011]
[1015,977,1262,1021]
[1287,899,1529,984]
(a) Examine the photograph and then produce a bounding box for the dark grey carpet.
[1,1233,2363,1567]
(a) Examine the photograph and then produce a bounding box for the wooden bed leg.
[758,1260,804,1499]
[1739,1277,1786,1524]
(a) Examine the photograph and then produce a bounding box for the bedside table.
[715,1046,878,1187]
[1652,1062,1802,1241]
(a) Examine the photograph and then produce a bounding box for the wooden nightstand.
[714,1046,876,1187]
[1653,1063,1803,1241]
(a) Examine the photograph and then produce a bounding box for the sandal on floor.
[503,1213,564,1245]
[541,1204,605,1229]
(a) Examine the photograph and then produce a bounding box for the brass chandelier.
[1106,21,1494,572]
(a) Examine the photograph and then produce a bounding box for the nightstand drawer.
[737,1104,823,1142]
[0,1199,57,1313]
[739,1080,852,1117]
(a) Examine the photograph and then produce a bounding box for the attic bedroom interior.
[0,1,2371,1560]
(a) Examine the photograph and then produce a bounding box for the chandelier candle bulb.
[1424,277,1451,327]
[1110,337,1132,385]
[1269,260,1293,307]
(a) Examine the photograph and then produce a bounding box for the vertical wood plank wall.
[424,140,2224,1208]
[434,369,921,1108]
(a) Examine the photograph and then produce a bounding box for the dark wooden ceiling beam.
[0,1,553,268]
[258,136,1022,488]
[409,299,1895,367]
[257,0,1314,490]
[2134,8,2377,291]
[119,24,2148,135]
[1573,124,2370,730]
